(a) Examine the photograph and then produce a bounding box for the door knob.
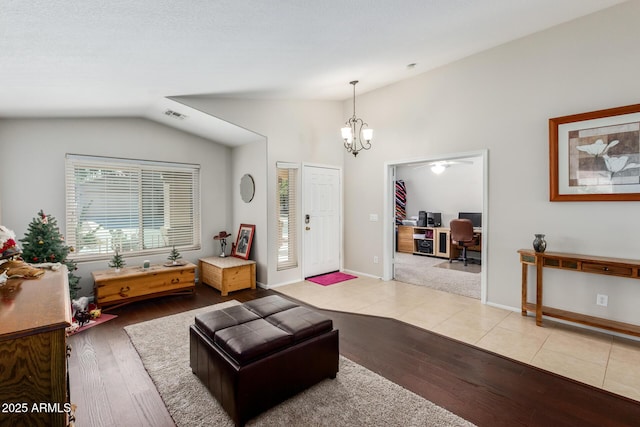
[305,226,311,231]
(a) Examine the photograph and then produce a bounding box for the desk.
[518,249,640,337]
[397,225,482,259]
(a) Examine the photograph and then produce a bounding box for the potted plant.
[168,246,182,265]
[109,249,125,272]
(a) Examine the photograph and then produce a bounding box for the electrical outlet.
[373,256,379,264]
[596,294,608,307]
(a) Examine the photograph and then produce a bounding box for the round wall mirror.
[240,174,255,203]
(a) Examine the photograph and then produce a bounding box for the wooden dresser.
[0,268,72,426]
[92,262,196,310]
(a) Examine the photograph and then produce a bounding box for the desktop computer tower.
[418,211,441,227]
[427,212,441,227]
[418,211,427,227]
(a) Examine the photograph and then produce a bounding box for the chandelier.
[341,80,373,157]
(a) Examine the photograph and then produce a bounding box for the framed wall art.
[232,224,255,259]
[549,103,640,201]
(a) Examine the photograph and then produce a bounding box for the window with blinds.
[65,154,201,260]
[276,162,298,270]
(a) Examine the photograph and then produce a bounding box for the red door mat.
[307,272,357,286]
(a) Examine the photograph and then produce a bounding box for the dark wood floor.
[68,284,640,426]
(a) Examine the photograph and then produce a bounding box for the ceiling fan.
[413,159,474,174]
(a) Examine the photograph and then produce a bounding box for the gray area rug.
[125,301,475,427]
[394,252,481,299]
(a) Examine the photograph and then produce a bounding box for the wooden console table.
[518,249,640,337]
[93,262,196,310]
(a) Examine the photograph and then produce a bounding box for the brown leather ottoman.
[189,295,339,426]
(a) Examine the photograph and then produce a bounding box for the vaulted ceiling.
[0,0,626,143]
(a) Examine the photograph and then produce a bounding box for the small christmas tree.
[168,246,182,264]
[20,210,81,299]
[108,249,126,270]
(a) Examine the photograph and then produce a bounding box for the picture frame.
[232,224,255,260]
[549,103,640,201]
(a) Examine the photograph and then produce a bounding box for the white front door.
[303,165,341,278]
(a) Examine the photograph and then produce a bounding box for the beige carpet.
[125,301,475,427]
[394,252,481,299]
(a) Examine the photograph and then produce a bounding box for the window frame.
[276,162,299,271]
[65,154,201,261]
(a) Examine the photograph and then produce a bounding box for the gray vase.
[533,234,547,253]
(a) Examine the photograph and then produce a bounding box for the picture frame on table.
[232,224,255,260]
[549,103,640,201]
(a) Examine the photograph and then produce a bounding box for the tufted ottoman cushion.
[214,318,293,365]
[243,294,299,317]
[265,306,333,343]
[195,305,260,338]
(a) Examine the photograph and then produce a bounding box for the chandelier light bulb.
[341,80,373,157]
[341,127,353,142]
[362,128,373,142]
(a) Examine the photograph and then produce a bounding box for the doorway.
[383,150,488,303]
[302,164,342,278]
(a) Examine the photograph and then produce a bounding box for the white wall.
[396,157,482,226]
[175,97,344,287]
[231,139,268,284]
[343,1,640,325]
[0,117,232,297]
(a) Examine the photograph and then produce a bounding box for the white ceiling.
[0,0,627,143]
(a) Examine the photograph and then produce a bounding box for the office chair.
[449,219,478,266]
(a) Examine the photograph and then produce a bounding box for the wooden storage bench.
[199,256,256,296]
[92,262,196,310]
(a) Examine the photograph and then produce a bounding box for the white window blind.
[65,154,201,260]
[276,162,298,270]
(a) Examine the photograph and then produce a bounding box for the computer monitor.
[458,212,482,228]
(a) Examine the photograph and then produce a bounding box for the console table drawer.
[582,262,632,277]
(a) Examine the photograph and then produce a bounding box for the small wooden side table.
[199,256,256,296]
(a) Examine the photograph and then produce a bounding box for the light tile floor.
[275,276,640,402]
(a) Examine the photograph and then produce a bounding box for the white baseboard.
[261,278,304,289]
[485,301,519,312]
[342,269,381,280]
